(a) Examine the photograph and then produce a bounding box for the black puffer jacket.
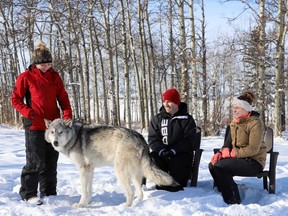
[148,102,197,154]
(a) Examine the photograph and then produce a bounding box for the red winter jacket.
[11,65,72,131]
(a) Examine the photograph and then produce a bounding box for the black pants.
[208,158,262,204]
[19,129,59,200]
[150,151,193,187]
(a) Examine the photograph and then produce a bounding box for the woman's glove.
[221,147,237,158]
[211,152,222,165]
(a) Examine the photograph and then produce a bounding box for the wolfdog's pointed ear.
[44,119,52,129]
[62,119,73,128]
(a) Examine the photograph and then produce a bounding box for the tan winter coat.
[229,113,266,168]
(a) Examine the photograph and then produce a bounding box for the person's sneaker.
[26,197,43,205]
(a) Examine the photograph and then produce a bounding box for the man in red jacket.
[11,41,72,205]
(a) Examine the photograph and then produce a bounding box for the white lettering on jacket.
[160,115,188,145]
[161,119,169,145]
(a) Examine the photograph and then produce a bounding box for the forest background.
[0,0,287,137]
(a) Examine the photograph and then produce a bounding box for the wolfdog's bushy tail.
[141,147,180,186]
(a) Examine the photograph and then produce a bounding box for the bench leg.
[263,176,268,191]
[268,175,276,194]
[190,149,203,187]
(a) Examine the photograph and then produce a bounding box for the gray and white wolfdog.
[45,118,180,207]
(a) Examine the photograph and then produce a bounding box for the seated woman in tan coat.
[208,91,266,205]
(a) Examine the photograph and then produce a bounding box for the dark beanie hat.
[32,41,52,64]
[162,88,181,105]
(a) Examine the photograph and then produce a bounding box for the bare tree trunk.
[176,0,189,102]
[88,1,100,123]
[158,15,165,111]
[82,37,92,122]
[159,19,166,97]
[64,0,85,121]
[79,24,91,123]
[138,0,149,130]
[67,37,81,120]
[257,0,266,124]
[144,2,156,121]
[169,0,175,88]
[120,0,131,128]
[275,0,286,136]
[126,0,144,128]
[0,5,21,124]
[200,0,208,135]
[100,1,118,125]
[113,23,121,126]
[95,30,109,124]
[189,0,198,120]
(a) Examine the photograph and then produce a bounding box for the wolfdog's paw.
[132,197,143,207]
[73,202,87,208]
[125,200,134,207]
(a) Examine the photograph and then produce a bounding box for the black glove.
[160,149,175,161]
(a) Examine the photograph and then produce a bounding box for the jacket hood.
[251,110,260,117]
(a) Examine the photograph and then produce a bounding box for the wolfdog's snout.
[53,141,59,147]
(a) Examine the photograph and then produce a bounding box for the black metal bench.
[190,126,203,187]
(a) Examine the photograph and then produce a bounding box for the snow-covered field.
[0,125,287,215]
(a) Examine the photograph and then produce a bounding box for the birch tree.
[126,0,144,129]
[0,2,21,124]
[169,0,176,89]
[138,0,149,130]
[64,0,86,121]
[176,0,189,102]
[275,0,287,136]
[99,0,119,125]
[88,0,100,123]
[120,0,131,128]
[257,0,267,124]
[200,0,208,135]
[188,0,198,120]
[144,1,156,120]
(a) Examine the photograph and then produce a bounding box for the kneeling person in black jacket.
[148,88,197,191]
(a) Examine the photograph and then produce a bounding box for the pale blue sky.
[202,0,255,40]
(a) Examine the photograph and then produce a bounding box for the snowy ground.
[0,125,287,216]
